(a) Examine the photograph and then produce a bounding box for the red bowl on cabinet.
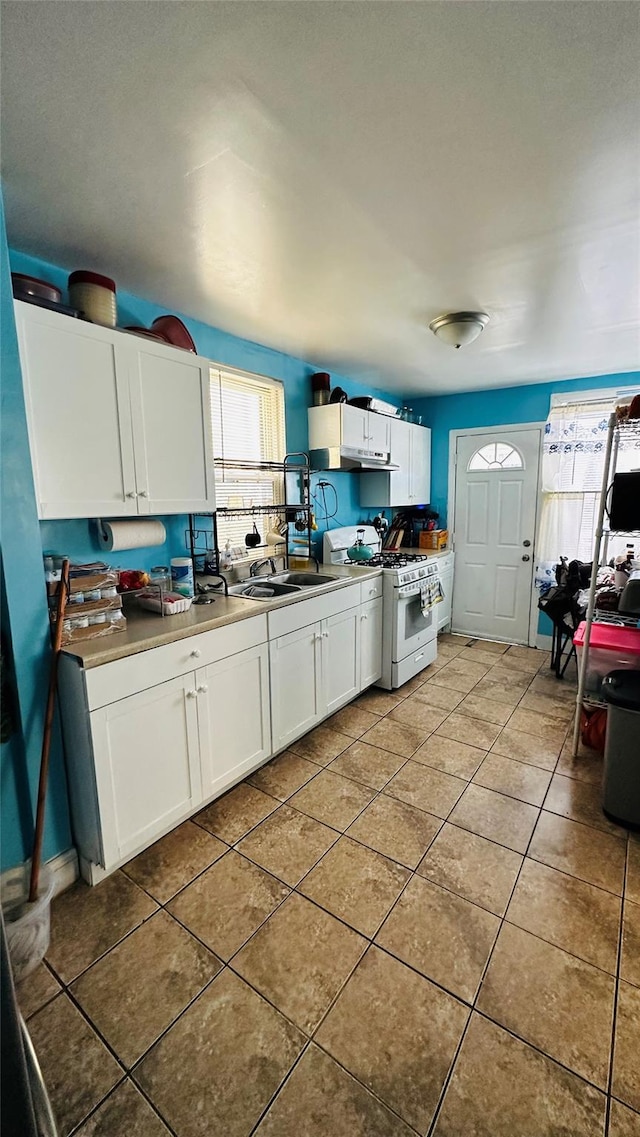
[151,315,197,353]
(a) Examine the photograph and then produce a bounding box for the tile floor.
[17,634,640,1137]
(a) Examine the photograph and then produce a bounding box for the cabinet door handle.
[186,689,197,698]
[190,649,201,658]
[314,633,323,642]
[323,631,329,638]
[361,613,368,620]
[126,491,137,499]
[197,684,208,694]
[138,489,148,498]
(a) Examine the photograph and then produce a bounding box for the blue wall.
[1,202,72,869]
[414,373,640,528]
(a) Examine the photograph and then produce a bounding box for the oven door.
[392,585,436,661]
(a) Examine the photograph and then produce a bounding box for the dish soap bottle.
[220,541,233,571]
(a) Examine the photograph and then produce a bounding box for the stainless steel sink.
[270,572,339,587]
[228,581,302,600]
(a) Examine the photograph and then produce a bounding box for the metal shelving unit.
[187,452,313,576]
[572,412,640,754]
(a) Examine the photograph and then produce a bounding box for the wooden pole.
[28,559,70,903]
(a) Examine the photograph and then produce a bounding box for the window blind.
[210,367,286,549]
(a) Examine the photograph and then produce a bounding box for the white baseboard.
[535,634,553,651]
[0,847,79,907]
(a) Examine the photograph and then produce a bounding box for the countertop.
[403,547,453,560]
[63,563,383,669]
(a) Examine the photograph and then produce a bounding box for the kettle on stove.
[347,528,374,562]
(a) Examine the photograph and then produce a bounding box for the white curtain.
[536,396,640,585]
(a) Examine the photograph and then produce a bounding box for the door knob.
[186,689,197,698]
[126,491,137,499]
[138,489,148,498]
[523,539,531,547]
[190,649,201,658]
[522,554,531,562]
[197,684,208,694]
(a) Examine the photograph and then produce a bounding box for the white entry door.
[452,428,541,644]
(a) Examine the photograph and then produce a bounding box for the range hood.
[309,445,399,471]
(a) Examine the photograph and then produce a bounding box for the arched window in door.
[468,442,524,471]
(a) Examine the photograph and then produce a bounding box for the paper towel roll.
[98,519,166,552]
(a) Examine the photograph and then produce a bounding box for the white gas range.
[323,526,442,689]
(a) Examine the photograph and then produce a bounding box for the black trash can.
[601,669,640,828]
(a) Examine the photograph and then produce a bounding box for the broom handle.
[29,559,70,903]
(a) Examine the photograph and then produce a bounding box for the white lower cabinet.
[325,607,361,714]
[197,643,271,797]
[90,674,203,869]
[269,624,324,752]
[360,597,383,688]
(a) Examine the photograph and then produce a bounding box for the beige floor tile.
[376,875,500,1002]
[122,820,226,903]
[440,657,491,682]
[388,697,448,734]
[463,638,509,654]
[472,677,525,706]
[288,724,353,765]
[254,1043,415,1137]
[491,725,563,770]
[289,769,375,830]
[16,962,60,1020]
[135,970,305,1137]
[628,839,640,905]
[386,760,467,819]
[355,687,404,715]
[481,665,533,690]
[299,836,410,937]
[500,652,544,676]
[545,773,622,836]
[327,740,406,790]
[477,922,615,1088]
[417,823,522,916]
[435,712,501,750]
[458,646,508,668]
[433,1013,606,1137]
[428,666,482,695]
[196,782,277,844]
[247,750,320,800]
[360,716,428,757]
[395,673,431,695]
[473,751,552,807]
[613,981,640,1112]
[75,1079,171,1137]
[412,682,464,712]
[236,804,337,885]
[509,707,568,745]
[456,692,513,726]
[556,742,604,785]
[232,893,366,1032]
[529,810,627,895]
[609,1099,640,1137]
[505,645,546,665]
[347,794,441,868]
[316,946,468,1133]
[448,783,539,853]
[412,734,487,779]
[519,690,575,723]
[327,703,381,738]
[506,858,621,973]
[71,910,220,1067]
[439,633,473,648]
[621,901,640,987]
[29,994,121,1136]
[47,872,157,984]
[530,673,577,701]
[168,850,289,960]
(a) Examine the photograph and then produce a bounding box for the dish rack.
[187,452,313,576]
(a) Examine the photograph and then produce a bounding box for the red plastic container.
[574,622,640,691]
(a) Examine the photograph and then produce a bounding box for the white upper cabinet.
[360,420,431,508]
[14,301,216,519]
[308,404,391,462]
[128,340,215,515]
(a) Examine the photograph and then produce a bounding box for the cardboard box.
[419,529,448,551]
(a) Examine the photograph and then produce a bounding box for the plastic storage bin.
[573,622,640,694]
[601,670,640,827]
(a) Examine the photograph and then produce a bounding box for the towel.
[420,577,444,617]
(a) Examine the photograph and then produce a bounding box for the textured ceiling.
[2,0,639,393]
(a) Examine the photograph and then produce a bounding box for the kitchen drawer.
[360,576,382,603]
[85,614,268,709]
[268,582,361,639]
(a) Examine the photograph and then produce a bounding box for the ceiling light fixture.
[428,310,490,349]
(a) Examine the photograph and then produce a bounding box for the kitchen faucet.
[250,557,277,577]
